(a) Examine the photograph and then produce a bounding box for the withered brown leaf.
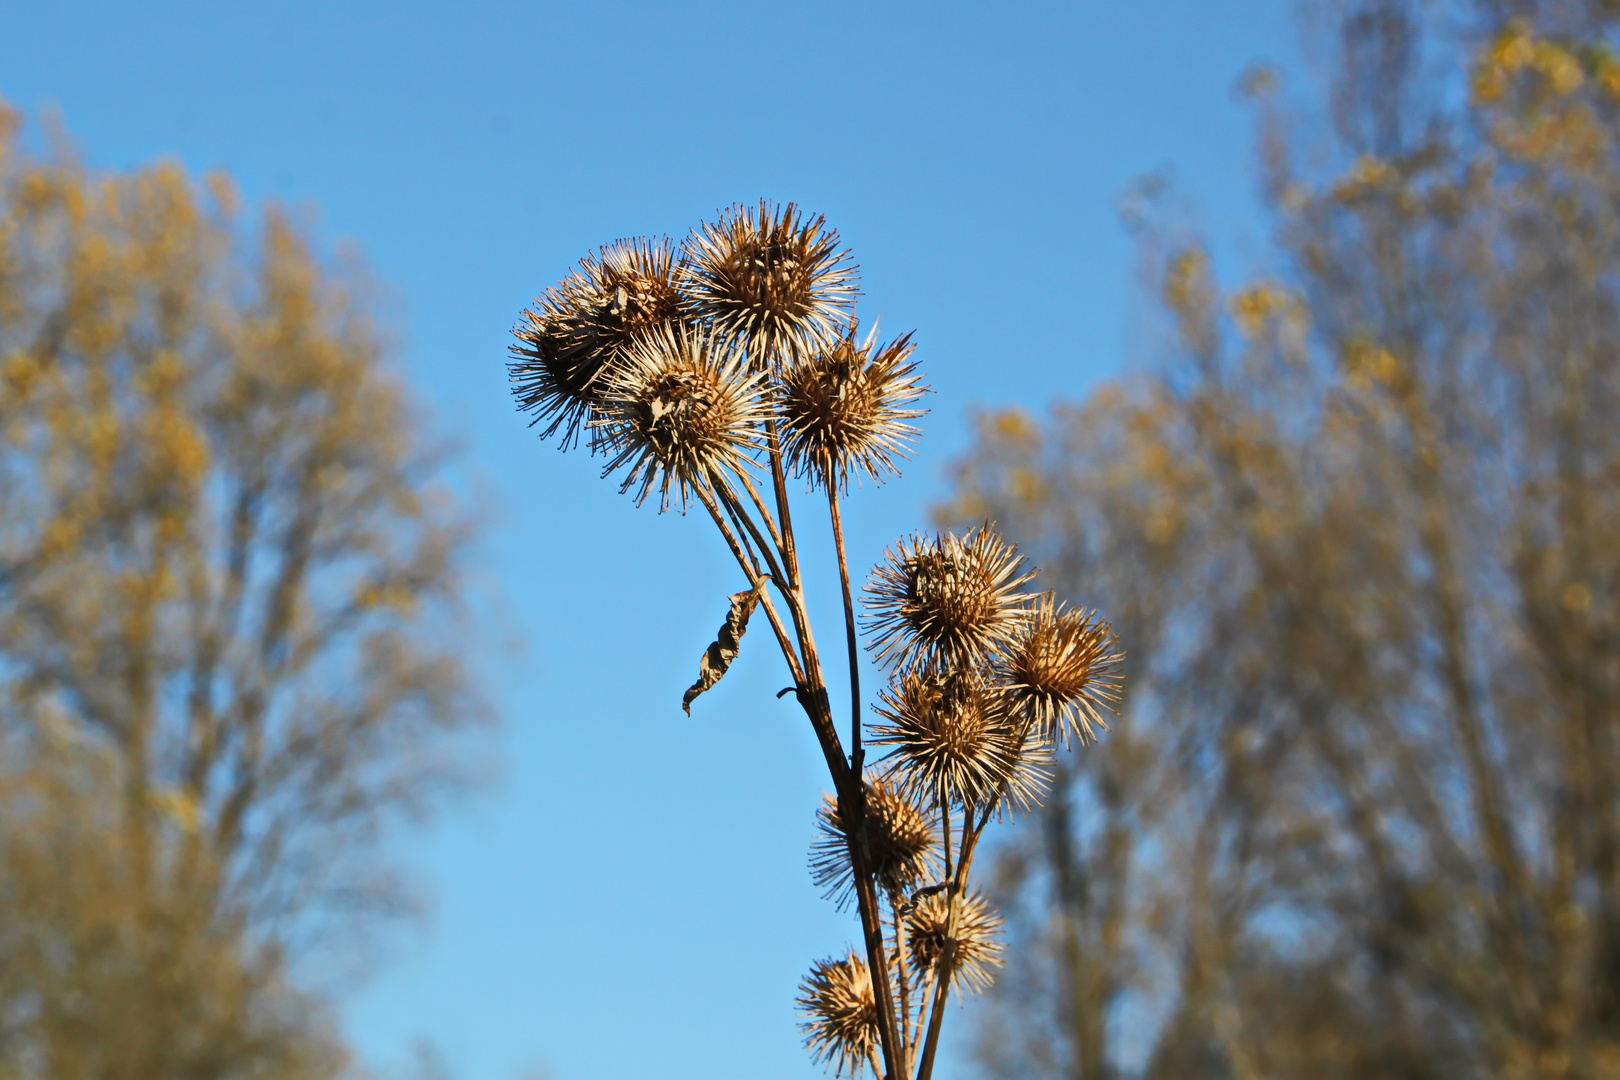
[682,585,763,714]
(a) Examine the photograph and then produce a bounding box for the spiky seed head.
[594,322,766,510]
[509,306,600,448]
[509,237,688,448]
[870,668,1046,809]
[863,526,1036,674]
[778,322,928,491]
[684,201,856,367]
[811,774,936,906]
[798,952,881,1078]
[904,889,1005,996]
[1000,594,1124,747]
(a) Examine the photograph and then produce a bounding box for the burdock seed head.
[1001,594,1124,747]
[509,237,688,448]
[778,321,928,491]
[798,952,882,1078]
[863,526,1036,674]
[683,201,856,367]
[594,322,765,510]
[904,889,1005,996]
[870,668,1046,809]
[811,773,936,906]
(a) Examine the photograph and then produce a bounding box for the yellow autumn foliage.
[0,101,481,1080]
[948,4,1620,1079]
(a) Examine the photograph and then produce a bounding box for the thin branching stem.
[910,969,933,1058]
[915,800,990,1080]
[763,415,803,587]
[721,490,769,575]
[758,419,902,1079]
[693,481,805,685]
[715,477,789,589]
[736,431,902,1079]
[827,481,863,766]
[891,889,914,1074]
[734,468,789,560]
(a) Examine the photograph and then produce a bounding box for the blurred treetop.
[944,2,1620,1078]
[0,101,483,1080]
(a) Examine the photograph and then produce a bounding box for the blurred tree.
[943,2,1620,1078]
[0,102,481,1079]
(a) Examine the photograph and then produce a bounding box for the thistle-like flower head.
[684,201,856,367]
[1000,594,1123,747]
[904,889,1005,996]
[509,237,687,448]
[863,526,1035,674]
[798,952,881,1078]
[778,321,928,491]
[870,668,1046,809]
[594,322,766,510]
[811,773,936,906]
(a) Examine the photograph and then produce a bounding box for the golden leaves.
[1162,246,1211,315]
[1227,280,1308,356]
[1344,338,1404,394]
[990,407,1038,446]
[0,99,474,1080]
[1332,154,1395,203]
[1474,23,1586,104]
[1466,23,1620,170]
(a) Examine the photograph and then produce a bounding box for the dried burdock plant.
[779,322,926,491]
[509,237,687,447]
[594,322,765,509]
[684,200,857,365]
[863,527,1035,675]
[870,670,1024,809]
[812,774,937,905]
[509,206,1122,1080]
[999,593,1123,747]
[903,889,1005,997]
[799,953,883,1078]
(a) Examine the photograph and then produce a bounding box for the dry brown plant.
[508,202,1124,1080]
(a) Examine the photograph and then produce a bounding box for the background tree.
[943,2,1620,1078]
[0,102,482,1079]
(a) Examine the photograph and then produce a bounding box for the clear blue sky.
[1,3,1295,1078]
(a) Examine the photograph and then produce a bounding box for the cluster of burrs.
[510,201,921,503]
[510,203,1121,1080]
[801,528,1122,1078]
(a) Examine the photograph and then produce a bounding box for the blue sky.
[1,3,1295,1078]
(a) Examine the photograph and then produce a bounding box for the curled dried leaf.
[682,586,762,714]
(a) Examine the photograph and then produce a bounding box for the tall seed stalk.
[508,202,1124,1080]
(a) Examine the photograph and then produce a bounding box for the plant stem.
[914,802,991,1080]
[847,809,904,1080]
[693,482,804,685]
[725,406,903,1079]
[765,419,900,1078]
[715,478,788,589]
[891,890,913,1074]
[763,416,802,587]
[827,482,863,767]
[734,468,789,559]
